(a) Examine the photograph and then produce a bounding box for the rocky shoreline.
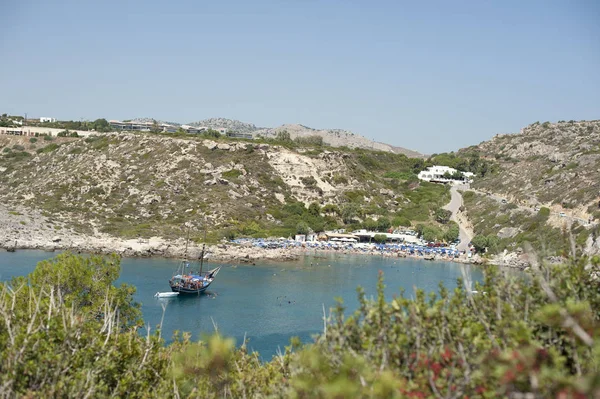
[0,232,534,269]
[0,204,540,269]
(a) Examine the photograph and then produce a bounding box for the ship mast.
[199,215,207,274]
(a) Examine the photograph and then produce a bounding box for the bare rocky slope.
[188,118,423,157]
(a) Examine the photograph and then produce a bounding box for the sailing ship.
[168,226,221,295]
[168,261,221,295]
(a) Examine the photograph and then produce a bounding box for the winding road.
[443,184,473,251]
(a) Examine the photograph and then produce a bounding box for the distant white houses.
[40,117,57,123]
[0,126,94,137]
[417,165,474,184]
[108,120,230,135]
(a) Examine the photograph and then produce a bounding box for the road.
[443,184,473,251]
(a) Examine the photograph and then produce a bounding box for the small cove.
[0,250,483,359]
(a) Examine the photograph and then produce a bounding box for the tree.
[341,203,359,224]
[296,221,310,235]
[28,252,141,327]
[363,218,378,231]
[421,225,442,242]
[444,223,459,242]
[392,216,411,228]
[92,118,110,132]
[150,120,161,133]
[0,253,170,397]
[275,130,292,143]
[307,202,321,217]
[322,204,340,216]
[376,217,391,232]
[435,208,452,224]
[204,129,221,138]
[471,234,488,253]
[373,234,387,244]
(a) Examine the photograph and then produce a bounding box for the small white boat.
[155,291,179,298]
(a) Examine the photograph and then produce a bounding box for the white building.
[418,165,474,184]
[40,117,57,123]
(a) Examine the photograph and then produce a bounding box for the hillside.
[0,132,447,247]
[186,118,423,156]
[457,120,600,257]
[254,123,423,157]
[469,120,600,216]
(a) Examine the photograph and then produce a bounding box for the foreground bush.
[0,253,599,398]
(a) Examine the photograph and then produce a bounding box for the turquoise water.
[0,250,483,359]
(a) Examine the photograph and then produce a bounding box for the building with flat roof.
[417,165,474,184]
[226,132,253,139]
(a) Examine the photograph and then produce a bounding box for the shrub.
[300,176,317,187]
[222,169,243,179]
[36,143,60,153]
[43,135,54,141]
[376,217,391,232]
[29,137,37,143]
[1,253,599,398]
[538,207,551,218]
[435,208,452,224]
[392,216,411,227]
[373,233,387,243]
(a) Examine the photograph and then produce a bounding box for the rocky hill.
[254,124,423,157]
[458,120,600,258]
[468,120,600,219]
[0,132,447,252]
[189,118,261,134]
[186,118,423,157]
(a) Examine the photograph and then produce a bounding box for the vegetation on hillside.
[462,191,598,256]
[468,120,600,214]
[1,252,598,397]
[0,133,456,242]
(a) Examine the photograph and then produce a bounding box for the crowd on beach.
[231,238,468,261]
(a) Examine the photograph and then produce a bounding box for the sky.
[1,0,599,153]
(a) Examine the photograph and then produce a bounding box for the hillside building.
[226,132,254,139]
[417,165,474,184]
[40,117,57,123]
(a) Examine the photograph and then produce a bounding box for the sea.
[0,250,483,360]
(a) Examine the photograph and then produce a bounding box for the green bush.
[36,143,60,153]
[29,137,37,143]
[392,216,411,227]
[296,221,310,235]
[373,233,387,243]
[435,208,452,224]
[3,254,599,397]
[222,169,243,179]
[377,217,391,231]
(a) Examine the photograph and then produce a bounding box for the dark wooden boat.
[168,225,220,295]
[169,263,221,294]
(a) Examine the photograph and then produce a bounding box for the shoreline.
[0,238,533,269]
[0,204,533,269]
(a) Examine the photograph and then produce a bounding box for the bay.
[0,250,483,359]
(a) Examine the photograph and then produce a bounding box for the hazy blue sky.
[1,0,599,153]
